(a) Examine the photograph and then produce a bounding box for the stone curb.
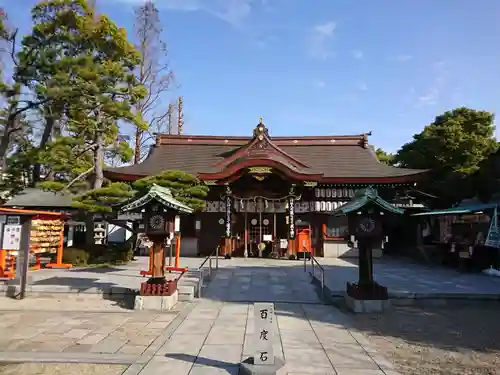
[0,352,138,365]
[308,273,500,304]
[0,284,137,296]
[0,282,199,302]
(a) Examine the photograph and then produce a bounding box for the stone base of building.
[345,294,391,313]
[134,290,178,311]
[239,356,285,375]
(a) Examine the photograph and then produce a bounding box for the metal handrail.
[304,254,326,298]
[196,246,220,298]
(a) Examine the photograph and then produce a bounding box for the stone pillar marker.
[240,302,285,375]
[254,302,275,365]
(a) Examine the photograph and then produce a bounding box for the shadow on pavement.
[200,261,500,356]
[31,276,136,309]
[165,353,237,374]
[68,266,126,274]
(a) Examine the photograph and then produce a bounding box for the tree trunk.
[85,132,105,246]
[33,116,55,184]
[134,129,142,164]
[93,131,104,190]
[0,92,21,176]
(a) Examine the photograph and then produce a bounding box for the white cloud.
[307,21,336,60]
[358,82,368,91]
[417,87,439,106]
[417,60,449,106]
[394,54,413,62]
[313,80,326,89]
[106,0,256,27]
[352,50,363,59]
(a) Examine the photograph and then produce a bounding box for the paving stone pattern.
[317,258,500,296]
[202,263,320,303]
[134,263,401,374]
[141,301,400,374]
[0,309,178,355]
[1,258,402,374]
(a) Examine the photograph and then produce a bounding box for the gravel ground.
[350,304,500,375]
[0,364,128,375]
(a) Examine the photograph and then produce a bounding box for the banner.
[485,207,500,248]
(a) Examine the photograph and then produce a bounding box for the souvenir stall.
[413,203,500,271]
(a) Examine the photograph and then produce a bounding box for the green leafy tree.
[472,149,500,203]
[13,0,146,194]
[72,170,209,218]
[374,147,394,165]
[132,170,209,211]
[14,0,91,183]
[394,107,498,206]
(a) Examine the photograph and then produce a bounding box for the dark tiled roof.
[105,134,426,180]
[3,188,74,208]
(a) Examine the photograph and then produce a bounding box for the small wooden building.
[105,120,427,258]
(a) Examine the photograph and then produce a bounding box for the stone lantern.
[332,187,404,313]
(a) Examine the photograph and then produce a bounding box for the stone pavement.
[141,300,400,375]
[315,257,500,297]
[0,258,401,375]
[201,258,320,303]
[22,256,206,292]
[0,308,179,356]
[130,261,400,374]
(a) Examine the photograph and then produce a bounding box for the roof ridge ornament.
[253,117,269,139]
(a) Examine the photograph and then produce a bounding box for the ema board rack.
[30,217,64,255]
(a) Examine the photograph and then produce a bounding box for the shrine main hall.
[105,121,426,258]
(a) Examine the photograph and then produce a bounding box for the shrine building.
[105,120,427,258]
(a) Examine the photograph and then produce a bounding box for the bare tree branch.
[132,0,176,164]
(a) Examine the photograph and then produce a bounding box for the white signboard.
[254,302,275,365]
[2,224,22,250]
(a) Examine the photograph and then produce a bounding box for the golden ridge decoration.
[248,166,272,174]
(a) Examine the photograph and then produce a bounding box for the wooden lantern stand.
[166,233,187,273]
[118,185,194,299]
[140,233,187,277]
[140,234,178,296]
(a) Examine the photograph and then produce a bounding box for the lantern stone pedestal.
[345,293,391,313]
[134,291,179,311]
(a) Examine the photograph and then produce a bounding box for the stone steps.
[0,269,208,304]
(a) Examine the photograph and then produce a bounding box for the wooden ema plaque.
[140,279,178,296]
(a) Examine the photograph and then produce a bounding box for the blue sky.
[3,0,500,152]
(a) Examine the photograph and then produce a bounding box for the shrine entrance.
[228,172,295,258]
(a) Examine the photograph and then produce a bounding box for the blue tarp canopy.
[412,203,499,216]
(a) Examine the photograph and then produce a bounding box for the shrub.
[63,241,134,267]
[63,247,91,266]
